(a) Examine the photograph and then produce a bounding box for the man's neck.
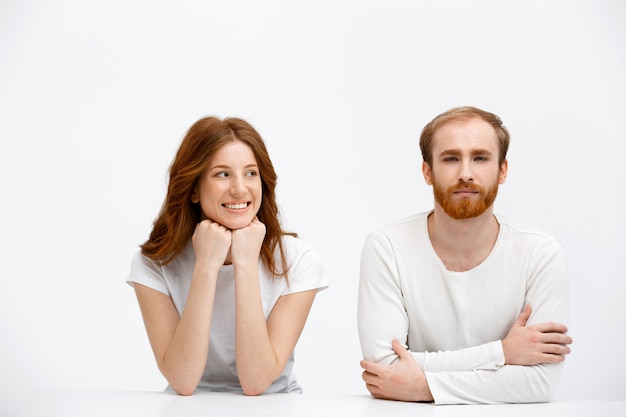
[427,206,500,272]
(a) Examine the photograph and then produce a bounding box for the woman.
[127,116,327,396]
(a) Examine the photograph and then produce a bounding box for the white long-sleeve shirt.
[357,211,569,404]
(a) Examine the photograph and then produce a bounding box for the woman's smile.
[191,139,263,230]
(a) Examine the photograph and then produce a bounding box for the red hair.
[420,106,510,167]
[141,117,295,279]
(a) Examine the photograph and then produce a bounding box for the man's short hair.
[419,106,510,166]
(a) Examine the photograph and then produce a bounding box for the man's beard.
[433,178,499,220]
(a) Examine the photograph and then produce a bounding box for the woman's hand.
[230,217,266,270]
[137,219,228,396]
[192,219,232,271]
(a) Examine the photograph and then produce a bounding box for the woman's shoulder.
[279,234,319,260]
[129,247,161,273]
[275,235,327,292]
[128,240,195,285]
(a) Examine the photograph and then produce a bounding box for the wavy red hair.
[141,117,295,279]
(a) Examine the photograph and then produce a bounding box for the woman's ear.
[190,188,200,204]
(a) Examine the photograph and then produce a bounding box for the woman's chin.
[222,218,254,230]
[202,213,254,230]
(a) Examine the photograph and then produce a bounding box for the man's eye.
[475,156,488,161]
[444,157,458,162]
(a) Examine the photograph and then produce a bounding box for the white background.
[1,0,625,415]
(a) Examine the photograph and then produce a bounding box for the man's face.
[422,117,507,220]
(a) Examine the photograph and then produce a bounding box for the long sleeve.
[358,231,505,372]
[357,214,570,404]
[425,363,560,404]
[425,236,570,405]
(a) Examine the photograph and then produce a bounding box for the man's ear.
[422,161,433,185]
[499,159,508,184]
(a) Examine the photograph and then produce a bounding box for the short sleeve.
[126,249,170,296]
[280,237,328,295]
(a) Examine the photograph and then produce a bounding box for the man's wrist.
[418,372,434,402]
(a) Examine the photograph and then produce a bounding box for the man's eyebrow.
[438,149,461,156]
[471,148,494,155]
[437,148,494,156]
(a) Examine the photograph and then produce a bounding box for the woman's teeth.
[224,203,248,209]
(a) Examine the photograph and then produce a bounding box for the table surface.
[15,390,626,417]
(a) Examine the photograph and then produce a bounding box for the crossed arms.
[359,305,572,403]
[357,231,572,404]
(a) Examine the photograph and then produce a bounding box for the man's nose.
[458,161,474,182]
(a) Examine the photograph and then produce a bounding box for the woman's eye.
[216,172,229,178]
[245,171,258,177]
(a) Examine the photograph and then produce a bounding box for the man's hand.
[502,305,573,365]
[359,339,433,402]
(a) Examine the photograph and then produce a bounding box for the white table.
[16,391,626,417]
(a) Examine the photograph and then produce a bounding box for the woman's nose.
[230,176,246,195]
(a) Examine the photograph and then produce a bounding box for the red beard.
[433,180,499,220]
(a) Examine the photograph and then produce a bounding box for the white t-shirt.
[358,211,569,404]
[127,235,328,393]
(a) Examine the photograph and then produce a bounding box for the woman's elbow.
[172,383,197,397]
[241,380,271,396]
[159,363,203,396]
[242,387,264,396]
[166,374,201,396]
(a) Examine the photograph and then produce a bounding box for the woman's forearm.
[234,265,282,395]
[160,266,218,395]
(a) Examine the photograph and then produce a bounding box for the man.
[357,106,572,404]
